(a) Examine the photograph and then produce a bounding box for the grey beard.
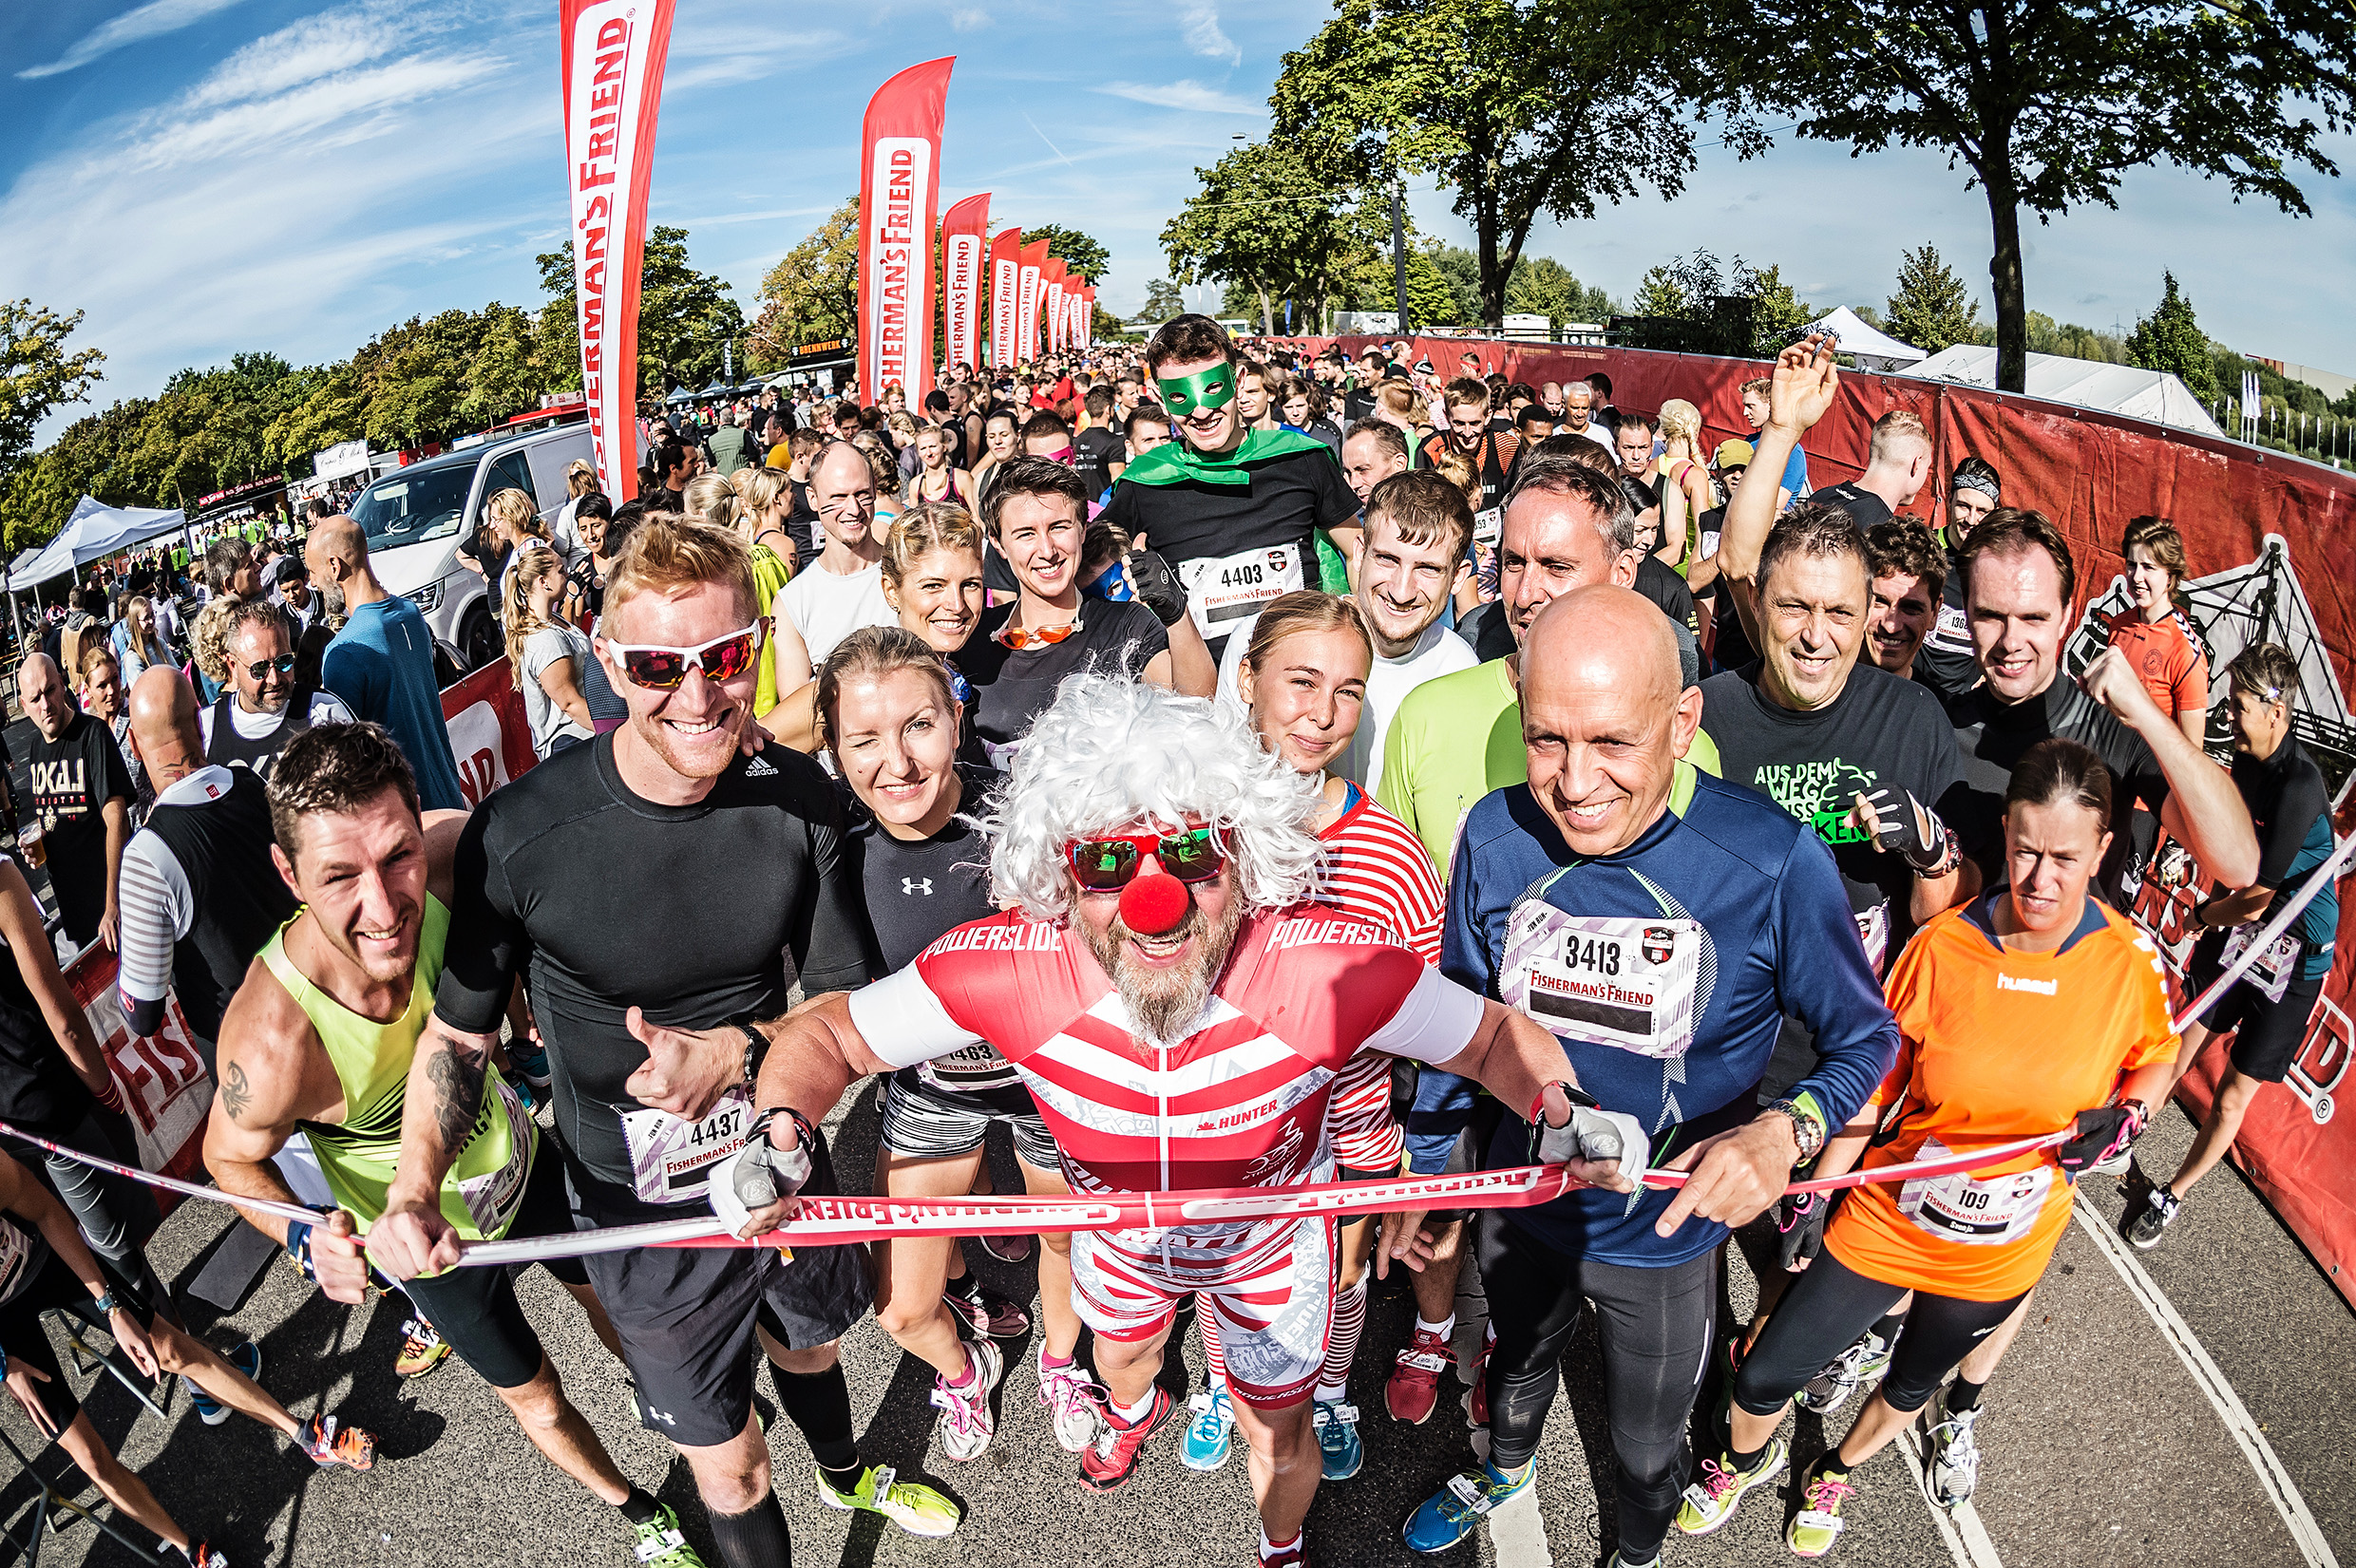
[1082,894,1244,1047]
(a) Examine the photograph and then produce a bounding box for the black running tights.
[1736,1249,2027,1417]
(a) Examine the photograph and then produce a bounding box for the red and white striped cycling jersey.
[1318,786,1445,1172]
[849,902,1484,1278]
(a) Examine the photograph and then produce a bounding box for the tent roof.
[9,498,187,592]
[1900,347,2226,438]
[1807,306,1923,365]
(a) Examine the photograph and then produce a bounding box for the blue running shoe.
[1313,1399,1362,1481]
[186,1341,261,1426]
[1402,1459,1532,1554]
[507,1040,551,1090]
[1180,1386,1234,1471]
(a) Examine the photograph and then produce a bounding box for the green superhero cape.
[1116,426,1334,488]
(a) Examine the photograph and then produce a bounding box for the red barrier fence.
[1307,334,2356,1305]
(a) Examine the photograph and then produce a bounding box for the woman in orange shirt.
[1676,738,2176,1558]
[2109,517,2210,747]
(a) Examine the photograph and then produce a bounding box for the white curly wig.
[983,671,1324,922]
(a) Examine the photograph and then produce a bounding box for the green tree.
[1427,245,1483,325]
[752,199,859,366]
[636,226,743,393]
[1506,255,1614,329]
[265,365,364,473]
[1162,142,1382,335]
[1713,0,2356,392]
[1737,261,1813,358]
[1,299,106,482]
[1339,242,1458,326]
[1274,0,1726,330]
[1023,225,1112,283]
[1884,245,1981,357]
[1139,279,1186,322]
[462,303,544,426]
[2126,273,2219,402]
[534,247,582,392]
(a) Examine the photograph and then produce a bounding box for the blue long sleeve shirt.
[1433,762,1899,1268]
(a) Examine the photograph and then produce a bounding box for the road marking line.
[1487,1478,1552,1567]
[1895,1425,2004,1568]
[2073,1196,2341,1568]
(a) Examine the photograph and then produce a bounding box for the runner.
[961,457,1213,771]
[1419,378,1519,526]
[772,442,898,692]
[200,722,701,1565]
[2108,516,2212,747]
[2132,643,2337,1248]
[1205,592,1443,1485]
[1809,410,1931,532]
[1864,518,1947,686]
[1098,315,1360,660]
[1396,585,1899,1565]
[372,515,959,1565]
[705,671,1637,1568]
[1915,456,2003,702]
[1682,738,2175,1556]
[818,626,1103,1467]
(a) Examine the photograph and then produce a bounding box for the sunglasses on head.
[598,622,763,690]
[246,653,297,682]
[1067,826,1225,891]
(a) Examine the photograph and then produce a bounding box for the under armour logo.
[903,878,933,896]
[744,756,777,778]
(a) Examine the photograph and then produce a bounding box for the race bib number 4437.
[620,1088,751,1206]
[1501,904,1703,1060]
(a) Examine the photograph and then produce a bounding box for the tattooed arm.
[368,1011,498,1281]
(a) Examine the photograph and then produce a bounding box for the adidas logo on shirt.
[1995,973,2058,995]
[743,756,777,778]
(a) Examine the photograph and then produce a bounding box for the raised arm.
[2081,646,2258,888]
[1718,337,1839,644]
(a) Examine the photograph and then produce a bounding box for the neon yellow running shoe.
[1788,1465,1858,1558]
[631,1502,711,1566]
[816,1464,960,1538]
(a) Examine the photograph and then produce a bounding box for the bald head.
[307,515,366,572]
[128,667,204,783]
[17,653,74,742]
[1517,585,1700,859]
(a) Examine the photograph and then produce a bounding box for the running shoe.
[180,1540,230,1568]
[941,1284,1030,1340]
[815,1464,960,1538]
[1386,1327,1454,1424]
[1313,1399,1362,1481]
[929,1340,1003,1462]
[1796,1328,1890,1415]
[1924,1389,1983,1511]
[1260,1530,1306,1567]
[630,1503,710,1567]
[1401,1458,1533,1554]
[1079,1386,1174,1492]
[394,1316,451,1379]
[1461,1322,1493,1427]
[1788,1466,1858,1557]
[1606,1554,1662,1568]
[186,1341,261,1426]
[507,1039,551,1090]
[1037,1353,1107,1454]
[979,1232,1032,1263]
[2087,1143,2135,1179]
[1673,1437,1786,1536]
[2128,1188,2181,1251]
[297,1412,375,1471]
[1181,1386,1235,1471]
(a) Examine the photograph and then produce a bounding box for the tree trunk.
[1476,186,1505,332]
[1984,162,2028,395]
[1260,289,1274,337]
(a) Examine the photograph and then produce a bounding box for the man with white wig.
[659,672,1641,1568]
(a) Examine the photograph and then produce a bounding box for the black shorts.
[0,1248,161,1434]
[2191,931,2328,1084]
[878,1067,1058,1170]
[566,1126,874,1448]
[402,1147,587,1390]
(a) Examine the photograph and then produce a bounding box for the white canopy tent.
[1900,347,2227,438]
[9,497,189,593]
[1807,306,1925,370]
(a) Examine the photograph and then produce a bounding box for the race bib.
[1473,506,1502,546]
[453,1076,536,1237]
[1700,529,1721,560]
[619,1087,751,1206]
[0,1219,35,1308]
[1184,543,1302,637]
[2221,922,2301,1005]
[1897,1136,2052,1246]
[1929,602,1972,652]
[981,736,1021,773]
[1854,901,1890,976]
[1500,902,1703,1060]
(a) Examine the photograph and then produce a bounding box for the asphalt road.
[0,1081,2346,1568]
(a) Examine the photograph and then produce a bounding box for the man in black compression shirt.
[372,516,959,1563]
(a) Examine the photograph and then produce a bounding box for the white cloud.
[948,7,990,29]
[1092,80,1263,115]
[16,0,251,80]
[1173,0,1242,66]
[180,1,423,107]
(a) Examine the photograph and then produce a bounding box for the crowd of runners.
[0,316,2337,1568]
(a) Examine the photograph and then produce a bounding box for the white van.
[344,421,593,674]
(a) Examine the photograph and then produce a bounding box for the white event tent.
[9,496,189,594]
[1806,306,1925,370]
[1900,347,2227,438]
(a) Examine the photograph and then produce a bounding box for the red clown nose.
[1118,865,1192,935]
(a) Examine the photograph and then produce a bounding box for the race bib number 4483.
[1501,904,1703,1060]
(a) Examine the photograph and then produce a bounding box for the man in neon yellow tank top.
[201,723,708,1568]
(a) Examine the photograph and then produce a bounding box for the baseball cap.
[1714,439,1756,468]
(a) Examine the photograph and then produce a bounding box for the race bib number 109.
[1500,902,1703,1060]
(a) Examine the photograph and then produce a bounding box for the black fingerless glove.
[2054,1100,2149,1175]
[1861,784,1957,876]
[1125,549,1188,629]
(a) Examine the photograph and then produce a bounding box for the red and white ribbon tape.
[1,1117,2075,1272]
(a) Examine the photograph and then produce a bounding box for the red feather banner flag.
[940,192,990,377]
[857,56,954,406]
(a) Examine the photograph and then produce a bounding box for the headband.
[1951,468,2003,503]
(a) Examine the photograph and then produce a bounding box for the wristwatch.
[92,1290,124,1317]
[1764,1095,1828,1162]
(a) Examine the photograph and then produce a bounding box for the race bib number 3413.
[1501,904,1703,1060]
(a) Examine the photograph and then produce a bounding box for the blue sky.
[6,0,2354,444]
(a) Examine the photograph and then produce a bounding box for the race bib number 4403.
[1501,904,1703,1060]
[1184,544,1302,637]
[620,1088,751,1206]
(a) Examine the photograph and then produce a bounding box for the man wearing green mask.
[1100,315,1362,644]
